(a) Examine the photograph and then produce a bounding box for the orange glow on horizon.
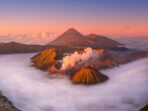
[0,18,148,36]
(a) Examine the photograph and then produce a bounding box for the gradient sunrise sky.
[0,0,148,36]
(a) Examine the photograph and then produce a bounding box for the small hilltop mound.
[31,48,60,71]
[72,67,108,84]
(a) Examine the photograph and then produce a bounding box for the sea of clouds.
[0,32,57,45]
[0,36,148,111]
[0,53,148,111]
[114,36,148,51]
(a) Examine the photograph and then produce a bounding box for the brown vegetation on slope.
[31,48,58,70]
[31,48,79,73]
[31,48,109,84]
[31,47,148,84]
[72,67,108,84]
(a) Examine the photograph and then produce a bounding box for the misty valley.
[0,53,147,111]
[0,0,148,110]
[0,28,148,111]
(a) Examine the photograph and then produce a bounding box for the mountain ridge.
[48,28,120,49]
[0,41,84,54]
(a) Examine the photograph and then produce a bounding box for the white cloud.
[0,54,147,111]
[114,36,148,50]
[0,32,58,45]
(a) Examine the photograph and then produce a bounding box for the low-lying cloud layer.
[0,32,57,45]
[114,36,148,51]
[0,53,148,111]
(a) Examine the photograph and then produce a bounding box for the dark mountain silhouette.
[0,28,122,54]
[48,28,121,49]
[0,42,48,54]
[0,92,20,111]
[48,28,83,46]
[0,41,84,54]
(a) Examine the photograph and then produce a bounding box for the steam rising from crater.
[61,47,100,70]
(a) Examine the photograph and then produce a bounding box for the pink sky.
[0,0,148,36]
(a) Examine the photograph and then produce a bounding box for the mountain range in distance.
[0,42,80,54]
[0,28,123,54]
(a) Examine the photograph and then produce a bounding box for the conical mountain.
[49,28,83,46]
[63,28,83,36]
[72,67,108,84]
[48,28,120,49]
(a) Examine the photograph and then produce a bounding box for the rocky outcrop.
[0,92,20,111]
[72,67,108,84]
[31,48,58,70]
[47,61,64,73]
[140,104,148,111]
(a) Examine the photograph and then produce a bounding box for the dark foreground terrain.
[0,92,20,111]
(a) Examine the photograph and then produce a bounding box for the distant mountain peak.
[63,28,83,36]
[66,28,78,32]
[48,28,120,49]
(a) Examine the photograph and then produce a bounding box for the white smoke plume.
[61,47,100,70]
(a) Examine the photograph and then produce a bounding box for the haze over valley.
[0,0,148,111]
